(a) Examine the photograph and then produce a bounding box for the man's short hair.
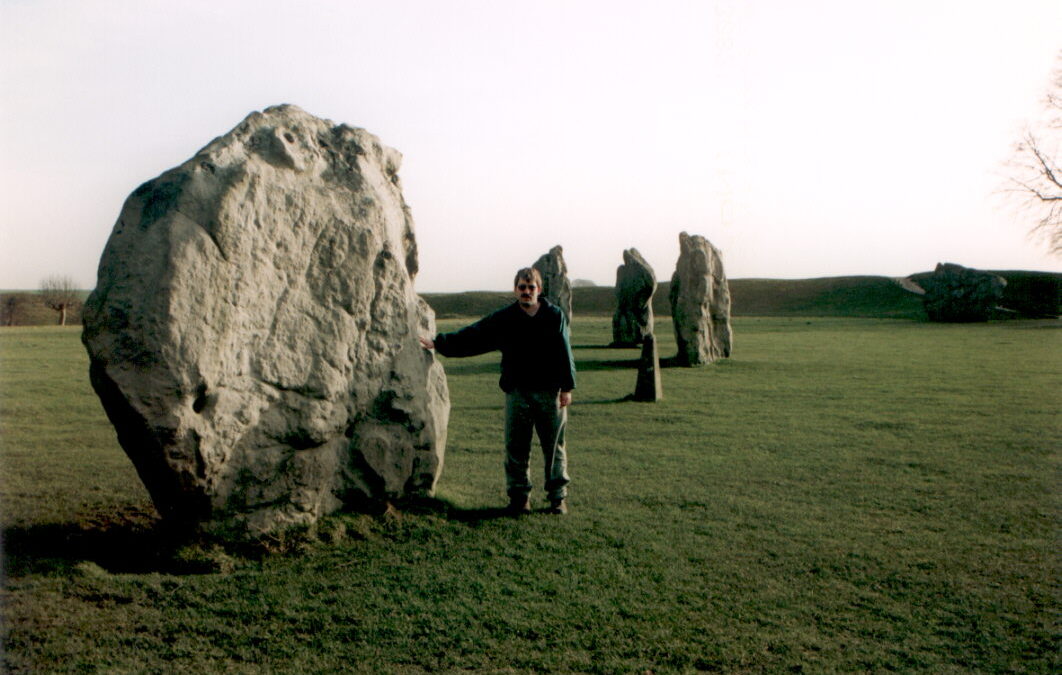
[514,267,543,288]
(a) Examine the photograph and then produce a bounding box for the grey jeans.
[504,389,570,501]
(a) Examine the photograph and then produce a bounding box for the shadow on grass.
[391,495,571,522]
[455,396,637,409]
[2,507,183,577]
[577,356,688,370]
[571,343,636,350]
[440,345,689,376]
[390,495,518,523]
[575,397,640,405]
[574,357,639,371]
[1,496,542,577]
[437,358,646,376]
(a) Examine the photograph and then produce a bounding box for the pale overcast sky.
[1,0,1059,292]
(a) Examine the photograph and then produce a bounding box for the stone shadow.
[2,509,186,577]
[573,356,638,371]
[392,495,535,524]
[1,498,524,578]
[576,355,685,371]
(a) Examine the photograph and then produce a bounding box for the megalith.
[611,248,656,347]
[81,105,449,535]
[911,262,1007,322]
[534,245,573,323]
[669,232,733,366]
[633,334,662,402]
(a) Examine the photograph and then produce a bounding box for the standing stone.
[534,245,573,323]
[633,334,662,402]
[914,262,1007,322]
[611,248,657,347]
[669,232,733,366]
[81,105,449,535]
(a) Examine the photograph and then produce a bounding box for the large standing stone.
[911,262,1007,322]
[611,248,656,347]
[534,245,573,323]
[81,105,449,535]
[669,232,733,365]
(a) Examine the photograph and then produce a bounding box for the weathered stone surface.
[633,334,662,402]
[81,105,449,535]
[534,245,573,323]
[611,248,656,347]
[912,262,1007,322]
[669,232,732,365]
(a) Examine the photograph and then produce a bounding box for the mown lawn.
[1,318,1059,673]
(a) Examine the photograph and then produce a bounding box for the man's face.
[514,278,540,307]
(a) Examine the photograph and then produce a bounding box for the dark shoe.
[507,495,531,516]
[547,498,568,515]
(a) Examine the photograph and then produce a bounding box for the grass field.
[1,318,1059,673]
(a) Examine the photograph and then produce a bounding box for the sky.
[1,0,1059,292]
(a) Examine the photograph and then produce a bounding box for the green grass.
[2,319,1060,673]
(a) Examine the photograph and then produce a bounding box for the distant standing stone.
[915,262,1007,322]
[633,334,662,402]
[669,232,733,366]
[611,248,656,347]
[81,105,449,536]
[534,245,573,324]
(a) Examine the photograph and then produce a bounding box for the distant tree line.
[0,276,86,326]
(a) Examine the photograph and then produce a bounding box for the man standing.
[419,267,576,515]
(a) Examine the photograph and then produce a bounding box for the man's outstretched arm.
[420,311,502,358]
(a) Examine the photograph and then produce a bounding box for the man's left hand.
[559,391,572,408]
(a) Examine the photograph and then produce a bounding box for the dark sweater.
[433,298,576,393]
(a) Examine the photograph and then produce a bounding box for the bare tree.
[1005,51,1062,255]
[39,275,81,326]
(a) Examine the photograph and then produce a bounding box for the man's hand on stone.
[418,336,435,351]
[559,391,572,408]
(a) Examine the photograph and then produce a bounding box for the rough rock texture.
[611,248,656,347]
[669,232,733,366]
[534,245,573,323]
[633,334,662,402]
[908,263,1008,322]
[81,105,449,535]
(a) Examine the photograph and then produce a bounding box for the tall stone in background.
[611,248,656,347]
[82,105,449,535]
[534,245,573,323]
[669,232,733,366]
[911,262,1007,322]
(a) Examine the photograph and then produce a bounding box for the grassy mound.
[424,277,928,320]
[0,290,88,326]
[425,272,1059,320]
[2,272,1054,326]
